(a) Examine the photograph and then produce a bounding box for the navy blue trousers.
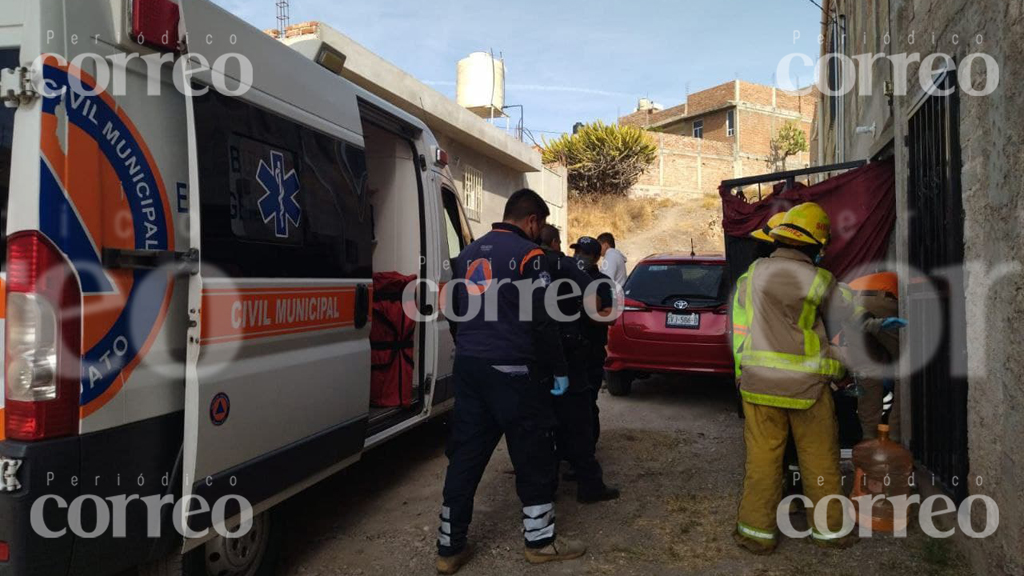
[554,347,605,495]
[438,356,558,556]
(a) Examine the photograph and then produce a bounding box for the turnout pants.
[858,377,900,441]
[554,347,605,496]
[438,356,558,556]
[737,390,849,548]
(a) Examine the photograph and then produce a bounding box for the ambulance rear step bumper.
[0,412,182,576]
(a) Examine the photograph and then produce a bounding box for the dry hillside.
[568,193,725,271]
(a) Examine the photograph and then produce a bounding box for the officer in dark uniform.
[570,237,614,444]
[539,227,620,504]
[436,190,586,575]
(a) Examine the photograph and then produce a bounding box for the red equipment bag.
[370,272,417,408]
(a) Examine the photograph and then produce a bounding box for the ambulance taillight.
[4,232,81,441]
[129,0,181,52]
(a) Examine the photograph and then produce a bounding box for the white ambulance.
[0,0,474,574]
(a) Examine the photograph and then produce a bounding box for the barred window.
[462,165,483,221]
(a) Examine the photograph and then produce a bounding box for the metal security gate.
[906,70,969,502]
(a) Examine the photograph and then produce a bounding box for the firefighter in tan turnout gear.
[731,202,869,553]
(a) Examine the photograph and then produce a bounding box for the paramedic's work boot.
[577,485,620,504]
[733,531,776,555]
[524,538,587,564]
[436,545,472,574]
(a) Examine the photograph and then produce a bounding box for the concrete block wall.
[439,134,568,239]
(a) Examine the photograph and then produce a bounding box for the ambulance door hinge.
[0,457,23,492]
[1,67,39,108]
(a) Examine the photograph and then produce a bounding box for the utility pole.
[276,0,290,39]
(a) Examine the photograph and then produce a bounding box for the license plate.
[666,312,699,328]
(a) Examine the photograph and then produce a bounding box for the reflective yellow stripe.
[812,528,847,541]
[742,350,845,378]
[740,389,817,409]
[799,269,832,357]
[731,266,755,378]
[839,283,870,319]
[737,522,776,542]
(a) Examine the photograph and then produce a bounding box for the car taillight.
[4,232,81,441]
[130,0,180,52]
[623,298,648,312]
[0,541,8,562]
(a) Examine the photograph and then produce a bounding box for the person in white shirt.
[597,232,627,289]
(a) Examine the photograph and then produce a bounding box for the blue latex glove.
[880,317,908,331]
[551,376,569,396]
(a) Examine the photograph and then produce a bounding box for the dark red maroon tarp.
[719,158,895,281]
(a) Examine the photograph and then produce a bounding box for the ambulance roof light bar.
[434,147,449,168]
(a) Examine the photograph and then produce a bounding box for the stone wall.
[819,1,1024,572]
[891,1,1024,573]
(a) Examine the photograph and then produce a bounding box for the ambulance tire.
[605,370,634,396]
[140,510,281,576]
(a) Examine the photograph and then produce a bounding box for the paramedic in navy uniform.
[435,189,587,574]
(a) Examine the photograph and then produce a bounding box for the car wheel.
[140,510,281,576]
[735,384,745,419]
[605,370,634,396]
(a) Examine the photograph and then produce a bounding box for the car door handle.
[354,283,370,329]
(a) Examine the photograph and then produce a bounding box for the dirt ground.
[278,376,971,576]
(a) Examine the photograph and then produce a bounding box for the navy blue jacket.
[450,223,567,377]
[543,248,598,341]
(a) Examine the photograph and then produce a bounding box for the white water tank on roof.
[457,52,505,118]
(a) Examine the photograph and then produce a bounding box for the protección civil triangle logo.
[256,150,302,238]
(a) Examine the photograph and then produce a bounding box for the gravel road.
[277,376,970,576]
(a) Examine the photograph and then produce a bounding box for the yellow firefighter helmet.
[770,202,831,247]
[749,212,787,243]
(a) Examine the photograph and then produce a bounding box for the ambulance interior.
[362,119,425,436]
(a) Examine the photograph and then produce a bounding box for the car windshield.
[624,263,725,307]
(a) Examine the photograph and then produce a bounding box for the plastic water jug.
[850,424,914,532]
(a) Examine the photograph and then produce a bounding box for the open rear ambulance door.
[179,0,373,549]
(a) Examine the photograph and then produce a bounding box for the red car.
[604,253,734,396]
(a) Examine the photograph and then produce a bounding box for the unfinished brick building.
[619,80,818,199]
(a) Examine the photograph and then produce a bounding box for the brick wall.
[737,109,813,167]
[688,81,736,115]
[663,108,734,144]
[620,102,688,128]
[629,133,734,199]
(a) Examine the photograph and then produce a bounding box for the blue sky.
[212,0,824,141]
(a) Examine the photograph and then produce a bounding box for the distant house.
[618,80,818,199]
[275,22,568,239]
